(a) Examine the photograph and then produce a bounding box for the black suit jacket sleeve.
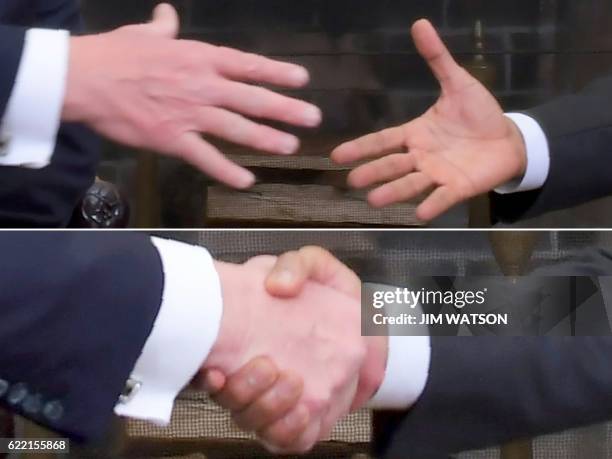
[491,76,612,223]
[0,233,163,441]
[0,25,26,120]
[378,249,612,459]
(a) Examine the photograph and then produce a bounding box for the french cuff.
[114,237,223,425]
[0,28,69,168]
[495,113,551,194]
[368,299,431,410]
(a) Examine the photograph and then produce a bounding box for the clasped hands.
[197,248,388,454]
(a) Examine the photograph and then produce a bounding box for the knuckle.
[226,389,252,409]
[258,396,282,415]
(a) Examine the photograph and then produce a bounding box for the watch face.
[79,181,129,228]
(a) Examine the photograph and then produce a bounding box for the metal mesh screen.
[133,231,612,458]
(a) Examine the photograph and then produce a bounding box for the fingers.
[265,246,361,300]
[214,47,310,88]
[368,172,433,208]
[233,373,304,432]
[262,416,322,455]
[348,153,416,188]
[196,107,300,155]
[215,81,322,128]
[416,185,462,222]
[211,357,279,412]
[332,127,405,164]
[255,404,310,451]
[173,132,255,188]
[411,19,465,93]
[147,3,180,38]
[199,369,226,394]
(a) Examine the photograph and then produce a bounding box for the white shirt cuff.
[367,293,431,410]
[0,28,69,168]
[368,334,431,410]
[114,237,223,425]
[495,113,551,194]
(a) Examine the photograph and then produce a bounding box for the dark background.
[80,0,612,228]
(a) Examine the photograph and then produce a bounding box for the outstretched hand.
[332,19,528,221]
[63,3,321,189]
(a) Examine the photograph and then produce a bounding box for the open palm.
[332,19,527,222]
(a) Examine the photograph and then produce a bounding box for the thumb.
[265,251,306,298]
[146,3,180,38]
[265,247,361,300]
[411,18,465,92]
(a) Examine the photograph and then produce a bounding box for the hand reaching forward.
[199,248,388,454]
[62,3,321,188]
[200,253,369,454]
[332,19,528,221]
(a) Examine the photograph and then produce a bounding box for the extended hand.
[199,248,388,454]
[63,3,321,188]
[332,19,528,221]
[200,253,369,453]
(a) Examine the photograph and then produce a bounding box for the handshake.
[195,248,388,454]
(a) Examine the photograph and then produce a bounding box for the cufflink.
[119,378,142,404]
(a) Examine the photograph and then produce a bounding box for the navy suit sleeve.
[377,249,612,458]
[32,0,82,30]
[0,0,100,228]
[491,76,612,223]
[0,233,164,441]
[0,25,26,120]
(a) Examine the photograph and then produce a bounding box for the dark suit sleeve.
[0,0,100,228]
[0,25,26,120]
[491,76,612,223]
[378,249,612,458]
[0,233,164,441]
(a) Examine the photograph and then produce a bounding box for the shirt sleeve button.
[22,393,44,415]
[43,400,64,422]
[7,383,29,406]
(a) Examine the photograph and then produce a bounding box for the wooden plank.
[215,135,372,171]
[227,153,348,171]
[207,184,423,227]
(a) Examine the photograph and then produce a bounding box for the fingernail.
[275,269,295,285]
[290,67,310,86]
[302,106,322,127]
[247,365,275,388]
[279,135,299,155]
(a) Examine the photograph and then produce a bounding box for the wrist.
[506,116,528,181]
[204,261,250,373]
[62,36,93,122]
